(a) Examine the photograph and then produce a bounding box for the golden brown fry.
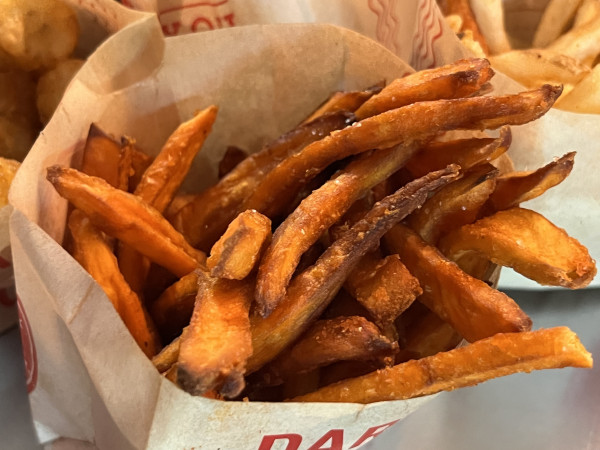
[125,137,154,192]
[177,272,253,398]
[555,64,600,113]
[405,126,511,178]
[408,164,499,245]
[151,272,199,340]
[546,12,600,62]
[440,0,490,54]
[218,146,247,179]
[207,210,271,280]
[47,166,204,277]
[469,0,511,54]
[243,85,561,219]
[439,207,597,289]
[68,210,160,357]
[384,224,532,342]
[172,111,353,251]
[258,316,398,386]
[304,83,383,123]
[247,166,460,373]
[152,334,181,373]
[354,58,494,119]
[291,327,592,403]
[485,152,575,212]
[344,252,422,326]
[80,124,122,188]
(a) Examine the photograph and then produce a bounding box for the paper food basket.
[8,0,599,449]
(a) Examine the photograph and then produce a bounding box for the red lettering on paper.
[158,0,235,36]
[349,420,399,448]
[191,16,214,32]
[258,434,302,450]
[162,21,182,36]
[17,296,37,393]
[307,429,344,450]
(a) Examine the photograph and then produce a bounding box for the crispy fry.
[68,210,160,357]
[152,334,181,373]
[291,327,592,403]
[172,111,353,251]
[533,0,583,48]
[47,166,204,277]
[440,0,490,54]
[79,124,122,188]
[439,207,597,288]
[485,152,575,212]
[354,58,494,119]
[304,83,383,123]
[151,272,199,340]
[384,224,532,342]
[207,210,271,280]
[125,137,154,192]
[344,252,422,326]
[177,272,253,398]
[243,85,562,219]
[247,166,460,373]
[258,317,398,386]
[407,164,499,245]
[218,146,247,179]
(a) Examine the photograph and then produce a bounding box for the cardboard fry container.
[0,0,150,334]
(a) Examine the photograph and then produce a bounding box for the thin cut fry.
[172,111,353,251]
[439,207,597,289]
[258,316,397,386]
[69,210,160,357]
[354,58,494,119]
[546,12,600,62]
[243,85,562,219]
[218,146,247,179]
[207,210,271,280]
[47,166,204,277]
[485,152,575,212]
[151,272,199,340]
[152,334,181,373]
[291,327,592,403]
[405,126,511,179]
[440,0,490,54]
[303,83,383,123]
[533,0,583,48]
[177,272,253,398]
[469,0,511,54]
[407,163,498,245]
[384,224,532,342]
[555,65,600,113]
[247,166,460,373]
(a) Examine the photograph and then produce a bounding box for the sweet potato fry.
[291,327,593,403]
[243,85,561,219]
[177,272,253,398]
[80,124,122,188]
[407,164,499,245]
[47,166,204,277]
[151,272,199,340]
[218,146,247,179]
[439,207,597,289]
[354,58,494,119]
[171,111,353,251]
[207,210,271,280]
[344,252,422,326]
[68,210,160,357]
[258,316,398,386]
[246,166,460,373]
[124,136,154,192]
[303,83,383,123]
[439,0,490,54]
[152,334,181,373]
[384,224,532,342]
[405,126,511,179]
[485,152,575,212]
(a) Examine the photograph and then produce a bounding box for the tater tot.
[0,0,79,71]
[0,71,39,124]
[0,115,38,161]
[36,58,85,124]
[0,157,20,207]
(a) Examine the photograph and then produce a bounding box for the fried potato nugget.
[247,166,460,373]
[0,70,38,124]
[291,327,592,403]
[36,58,85,124]
[384,224,532,342]
[0,157,20,207]
[440,207,597,289]
[68,210,160,357]
[207,210,271,280]
[46,166,204,277]
[177,272,253,398]
[258,316,398,386]
[0,0,79,71]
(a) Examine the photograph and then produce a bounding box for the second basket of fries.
[8,6,597,450]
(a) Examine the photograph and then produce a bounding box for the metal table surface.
[2,287,599,450]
